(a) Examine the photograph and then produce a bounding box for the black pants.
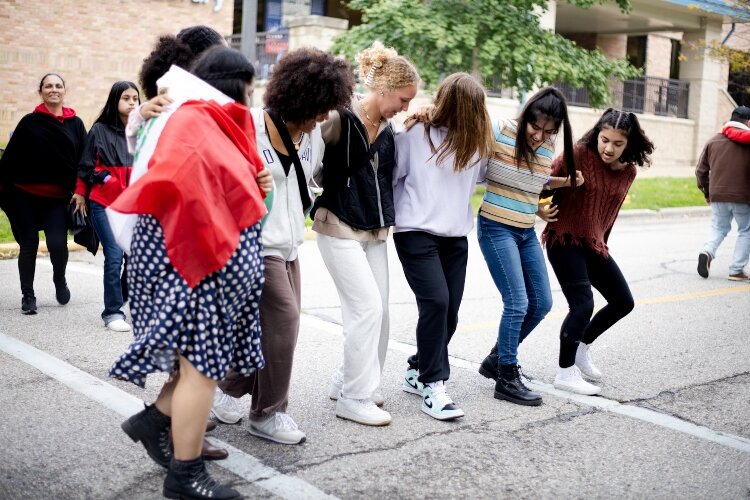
[3,187,68,297]
[546,241,634,368]
[394,231,468,384]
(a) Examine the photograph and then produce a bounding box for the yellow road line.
[458,284,750,334]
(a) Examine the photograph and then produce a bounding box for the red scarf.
[110,100,267,288]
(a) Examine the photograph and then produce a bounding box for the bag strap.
[265,108,312,213]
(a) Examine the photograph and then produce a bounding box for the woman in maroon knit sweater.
[542,108,654,395]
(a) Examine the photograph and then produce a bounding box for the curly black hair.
[139,26,224,99]
[263,48,354,123]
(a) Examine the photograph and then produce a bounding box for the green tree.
[332,0,640,107]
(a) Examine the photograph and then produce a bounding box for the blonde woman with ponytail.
[312,41,419,426]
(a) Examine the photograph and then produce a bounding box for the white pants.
[317,234,390,399]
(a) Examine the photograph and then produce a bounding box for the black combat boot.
[121,403,172,467]
[478,345,498,380]
[164,457,241,499]
[494,364,542,406]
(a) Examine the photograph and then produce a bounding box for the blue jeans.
[703,202,750,274]
[477,215,552,366]
[89,201,126,322]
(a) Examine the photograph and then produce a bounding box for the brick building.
[0,0,233,143]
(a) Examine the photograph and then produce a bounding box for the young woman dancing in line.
[393,73,494,420]
[476,87,581,406]
[313,41,419,426]
[542,108,654,395]
[73,81,140,332]
[215,48,354,444]
[110,47,268,500]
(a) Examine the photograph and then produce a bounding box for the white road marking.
[301,314,750,455]
[0,332,336,499]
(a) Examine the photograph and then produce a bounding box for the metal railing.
[556,76,690,118]
[227,29,289,80]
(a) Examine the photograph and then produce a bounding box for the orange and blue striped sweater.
[478,118,554,229]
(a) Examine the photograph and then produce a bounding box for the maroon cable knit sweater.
[542,144,636,258]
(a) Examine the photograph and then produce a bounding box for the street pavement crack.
[622,371,750,405]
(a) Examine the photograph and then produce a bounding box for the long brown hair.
[406,73,493,172]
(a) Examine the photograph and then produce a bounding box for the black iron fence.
[556,76,690,118]
[227,29,289,80]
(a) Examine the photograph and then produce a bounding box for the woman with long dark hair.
[476,87,581,406]
[0,73,86,315]
[543,108,654,395]
[73,81,140,332]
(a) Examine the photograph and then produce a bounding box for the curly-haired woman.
[312,41,419,426]
[216,48,354,444]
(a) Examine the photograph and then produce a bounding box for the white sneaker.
[402,367,424,396]
[575,343,602,380]
[554,366,602,395]
[248,412,306,445]
[210,388,243,424]
[335,396,391,426]
[421,381,464,421]
[328,371,385,406]
[106,318,131,332]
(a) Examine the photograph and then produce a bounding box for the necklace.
[361,102,383,129]
[291,130,304,150]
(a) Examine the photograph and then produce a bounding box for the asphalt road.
[1,210,748,499]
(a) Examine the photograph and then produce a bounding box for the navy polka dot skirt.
[109,215,265,388]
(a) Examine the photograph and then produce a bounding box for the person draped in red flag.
[108,46,268,500]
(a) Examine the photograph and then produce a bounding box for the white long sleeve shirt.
[393,123,487,237]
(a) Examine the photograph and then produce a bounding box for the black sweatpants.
[546,241,634,368]
[393,231,468,384]
[3,186,69,297]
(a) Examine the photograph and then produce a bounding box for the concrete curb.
[0,241,86,260]
[0,206,711,260]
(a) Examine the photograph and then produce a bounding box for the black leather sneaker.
[21,294,37,315]
[54,280,71,305]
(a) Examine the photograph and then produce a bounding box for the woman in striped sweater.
[477,87,581,406]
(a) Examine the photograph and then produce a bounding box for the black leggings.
[3,187,68,297]
[546,242,634,368]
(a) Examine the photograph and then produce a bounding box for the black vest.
[312,108,395,230]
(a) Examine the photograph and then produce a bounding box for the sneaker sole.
[553,382,601,396]
[330,391,385,407]
[697,253,710,278]
[21,310,37,315]
[248,426,306,445]
[335,409,391,426]
[420,404,464,421]
[493,391,542,406]
[478,365,497,380]
[209,410,243,425]
[728,275,750,281]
